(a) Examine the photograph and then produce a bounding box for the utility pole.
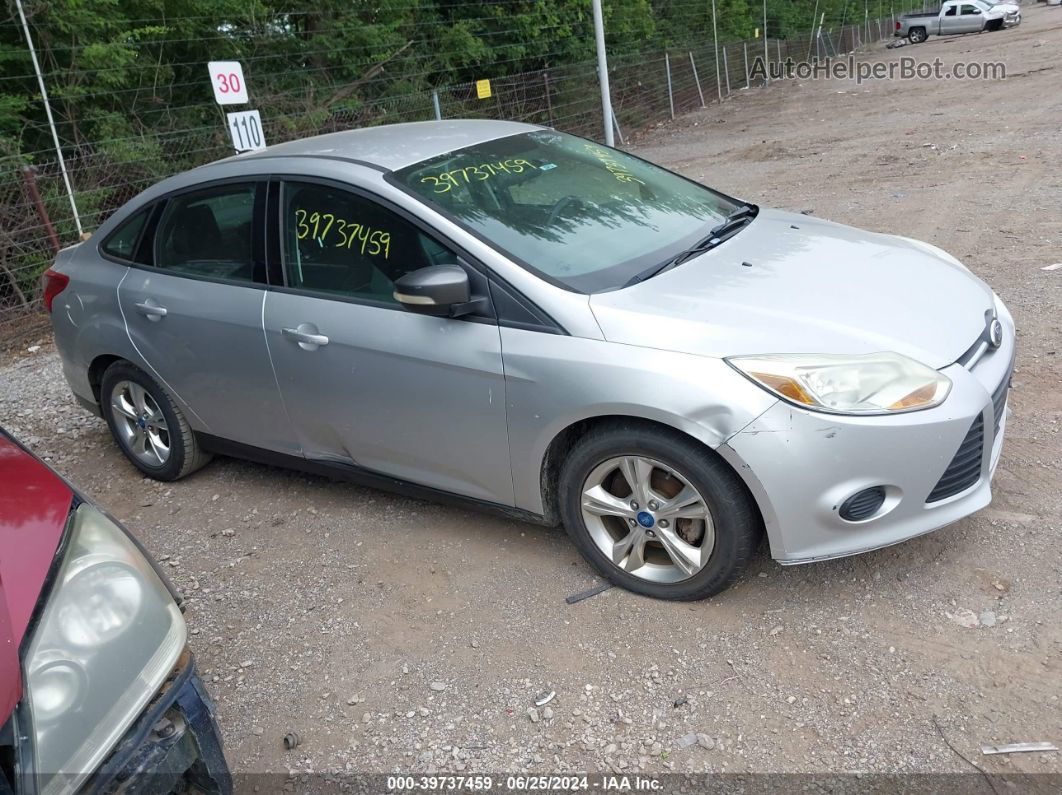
[591,0,614,146]
[15,0,82,236]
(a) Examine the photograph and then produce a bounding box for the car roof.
[229,119,543,173]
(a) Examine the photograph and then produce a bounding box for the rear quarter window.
[101,209,150,264]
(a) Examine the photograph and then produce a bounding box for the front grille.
[990,361,1013,436]
[926,414,984,503]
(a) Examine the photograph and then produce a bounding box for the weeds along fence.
[0,18,899,342]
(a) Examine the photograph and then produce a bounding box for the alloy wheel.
[109,380,171,467]
[580,455,715,583]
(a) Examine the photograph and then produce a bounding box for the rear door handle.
[134,301,167,319]
[282,326,329,348]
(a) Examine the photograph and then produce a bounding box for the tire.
[908,27,927,44]
[100,361,212,481]
[558,421,761,601]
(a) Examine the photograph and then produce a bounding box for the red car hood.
[0,433,72,724]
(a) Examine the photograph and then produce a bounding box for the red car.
[0,429,231,794]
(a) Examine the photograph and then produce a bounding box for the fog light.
[839,487,886,521]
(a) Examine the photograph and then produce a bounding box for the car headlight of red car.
[22,503,186,794]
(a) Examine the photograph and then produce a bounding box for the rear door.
[262,178,513,504]
[118,179,295,454]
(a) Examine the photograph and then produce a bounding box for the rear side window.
[101,209,148,263]
[155,184,258,282]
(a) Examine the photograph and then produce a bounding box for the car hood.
[589,208,994,369]
[0,433,72,723]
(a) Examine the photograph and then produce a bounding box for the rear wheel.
[908,27,927,43]
[101,361,211,481]
[558,422,761,600]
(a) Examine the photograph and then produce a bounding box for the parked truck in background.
[896,0,1021,43]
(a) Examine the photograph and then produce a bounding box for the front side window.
[155,183,258,281]
[281,181,458,303]
[101,209,148,263]
[392,130,737,292]
[961,4,980,13]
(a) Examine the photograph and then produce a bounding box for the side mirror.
[394,265,476,317]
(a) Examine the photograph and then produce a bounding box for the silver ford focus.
[45,120,1014,600]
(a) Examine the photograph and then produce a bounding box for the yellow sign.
[475,79,492,100]
[755,27,760,38]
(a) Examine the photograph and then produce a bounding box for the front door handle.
[133,300,167,320]
[282,325,329,349]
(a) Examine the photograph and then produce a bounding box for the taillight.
[42,269,69,313]
[895,21,901,29]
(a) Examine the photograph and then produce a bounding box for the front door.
[957,4,986,32]
[939,4,962,34]
[262,179,513,505]
[118,180,295,454]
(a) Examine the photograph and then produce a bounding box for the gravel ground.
[2,8,1060,781]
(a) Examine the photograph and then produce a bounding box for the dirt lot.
[2,7,1060,781]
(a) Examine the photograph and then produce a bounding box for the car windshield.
[392,130,737,292]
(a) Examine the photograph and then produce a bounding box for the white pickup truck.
[895,0,1021,43]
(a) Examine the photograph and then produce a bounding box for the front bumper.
[89,652,232,795]
[719,334,1014,565]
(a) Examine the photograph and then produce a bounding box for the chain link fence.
[0,18,899,343]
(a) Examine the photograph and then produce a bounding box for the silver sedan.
[45,120,1014,600]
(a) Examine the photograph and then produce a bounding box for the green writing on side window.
[294,209,391,258]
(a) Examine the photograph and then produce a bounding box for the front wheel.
[558,422,761,600]
[908,27,928,44]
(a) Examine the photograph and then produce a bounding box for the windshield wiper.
[624,204,758,287]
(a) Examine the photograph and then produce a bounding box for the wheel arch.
[538,414,764,531]
[88,354,127,405]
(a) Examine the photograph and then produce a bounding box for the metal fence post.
[20,166,59,257]
[665,53,675,120]
[722,47,731,96]
[743,42,750,88]
[15,0,82,237]
[808,0,820,59]
[763,0,769,83]
[543,72,554,127]
[432,89,442,120]
[711,0,722,101]
[611,108,626,145]
[689,51,706,108]
[592,0,614,146]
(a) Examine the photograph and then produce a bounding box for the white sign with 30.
[208,61,249,105]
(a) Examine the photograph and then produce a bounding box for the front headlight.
[726,352,951,414]
[23,503,186,794]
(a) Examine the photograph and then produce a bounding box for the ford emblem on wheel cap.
[989,318,1003,349]
[636,511,655,528]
